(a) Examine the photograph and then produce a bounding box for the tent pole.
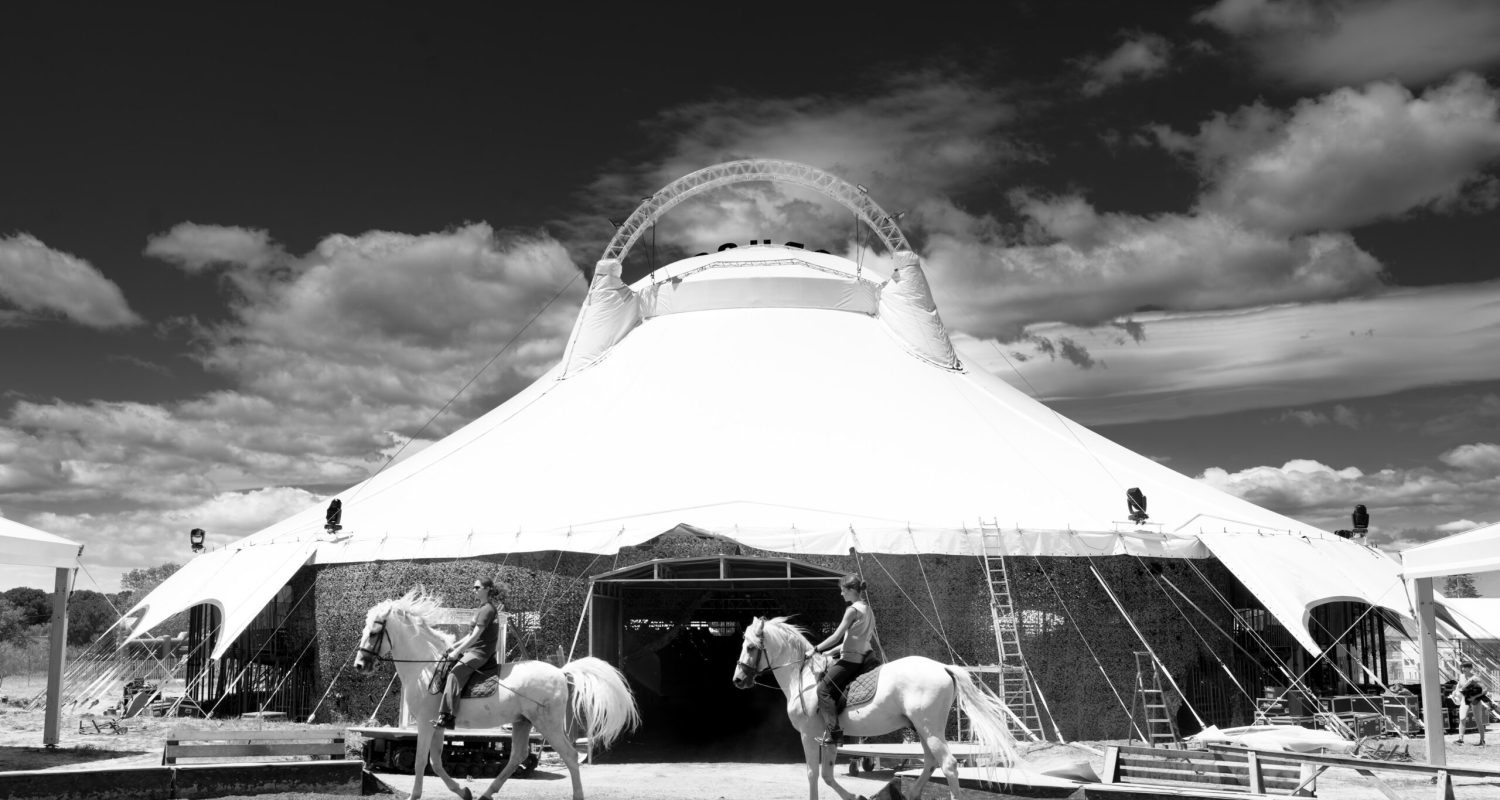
[1415,577,1445,766]
[43,566,72,747]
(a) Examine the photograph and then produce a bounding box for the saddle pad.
[462,673,501,699]
[844,665,883,708]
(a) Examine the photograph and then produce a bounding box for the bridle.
[737,623,815,690]
[357,615,442,664]
[358,618,391,662]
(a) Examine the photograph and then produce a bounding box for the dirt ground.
[7,666,1500,800]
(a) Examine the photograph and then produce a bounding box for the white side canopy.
[1400,521,1500,580]
[121,540,314,659]
[0,515,83,568]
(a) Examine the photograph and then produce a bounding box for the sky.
[3,1,1500,595]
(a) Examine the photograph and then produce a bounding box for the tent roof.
[125,244,1412,658]
[0,515,82,569]
[1400,522,1500,580]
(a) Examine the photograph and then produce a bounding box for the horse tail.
[946,665,1023,768]
[561,657,641,750]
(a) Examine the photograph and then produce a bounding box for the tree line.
[0,562,184,647]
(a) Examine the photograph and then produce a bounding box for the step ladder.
[1132,651,1179,747]
[978,520,1046,741]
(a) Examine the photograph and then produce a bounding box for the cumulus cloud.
[563,68,1409,356]
[1154,73,1500,234]
[556,70,1030,264]
[922,193,1384,338]
[0,223,586,582]
[197,224,583,421]
[1082,34,1172,96]
[1198,450,1500,544]
[22,486,322,576]
[1195,0,1500,88]
[0,234,141,328]
[1439,442,1500,473]
[144,223,284,273]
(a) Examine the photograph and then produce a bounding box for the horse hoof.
[458,788,472,800]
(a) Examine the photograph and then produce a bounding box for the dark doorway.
[588,557,846,762]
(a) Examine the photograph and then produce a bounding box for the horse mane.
[758,616,814,655]
[370,587,456,648]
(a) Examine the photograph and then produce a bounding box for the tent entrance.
[587,556,845,762]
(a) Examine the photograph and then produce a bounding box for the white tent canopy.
[1400,521,1500,580]
[0,515,82,747]
[122,161,1415,668]
[124,244,1412,660]
[1,515,83,569]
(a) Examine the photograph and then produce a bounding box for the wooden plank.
[170,728,344,741]
[1102,745,1121,784]
[1206,743,1500,780]
[164,742,347,760]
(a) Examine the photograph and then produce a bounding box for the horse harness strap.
[739,642,811,690]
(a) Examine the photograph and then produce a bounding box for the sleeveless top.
[842,600,874,661]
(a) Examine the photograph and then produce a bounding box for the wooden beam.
[43,567,71,747]
[1416,577,1447,767]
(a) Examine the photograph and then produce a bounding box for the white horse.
[732,616,1021,800]
[353,590,640,800]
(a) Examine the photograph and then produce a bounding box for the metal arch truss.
[600,159,912,264]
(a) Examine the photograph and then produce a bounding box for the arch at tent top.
[598,159,913,265]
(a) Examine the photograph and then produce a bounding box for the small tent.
[0,515,83,746]
[1401,522,1500,765]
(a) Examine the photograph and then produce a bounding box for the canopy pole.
[1415,577,1446,766]
[1089,560,1206,730]
[43,566,72,747]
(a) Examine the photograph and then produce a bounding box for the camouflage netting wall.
[308,531,1256,740]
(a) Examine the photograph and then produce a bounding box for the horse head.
[732,616,769,689]
[353,602,394,672]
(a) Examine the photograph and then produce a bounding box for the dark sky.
[4,1,1500,590]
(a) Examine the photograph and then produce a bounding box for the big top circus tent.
[119,159,1416,668]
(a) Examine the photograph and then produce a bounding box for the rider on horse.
[812,573,880,746]
[435,577,506,729]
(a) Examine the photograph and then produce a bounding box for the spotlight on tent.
[325,499,343,534]
[1334,529,1354,539]
[1126,488,1149,524]
[1352,504,1369,539]
[189,528,206,553]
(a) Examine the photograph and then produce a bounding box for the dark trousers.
[440,650,491,716]
[817,659,863,729]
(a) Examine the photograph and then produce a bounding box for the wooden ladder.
[1132,651,1179,747]
[978,520,1045,741]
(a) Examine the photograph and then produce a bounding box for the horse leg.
[425,720,470,800]
[800,733,822,800]
[474,718,532,800]
[907,712,962,800]
[533,712,585,800]
[412,723,431,800]
[814,725,864,800]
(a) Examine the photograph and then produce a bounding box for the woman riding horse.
[812,574,879,746]
[436,578,506,729]
[354,589,639,800]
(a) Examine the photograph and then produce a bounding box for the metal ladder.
[978,519,1046,741]
[1132,651,1179,746]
